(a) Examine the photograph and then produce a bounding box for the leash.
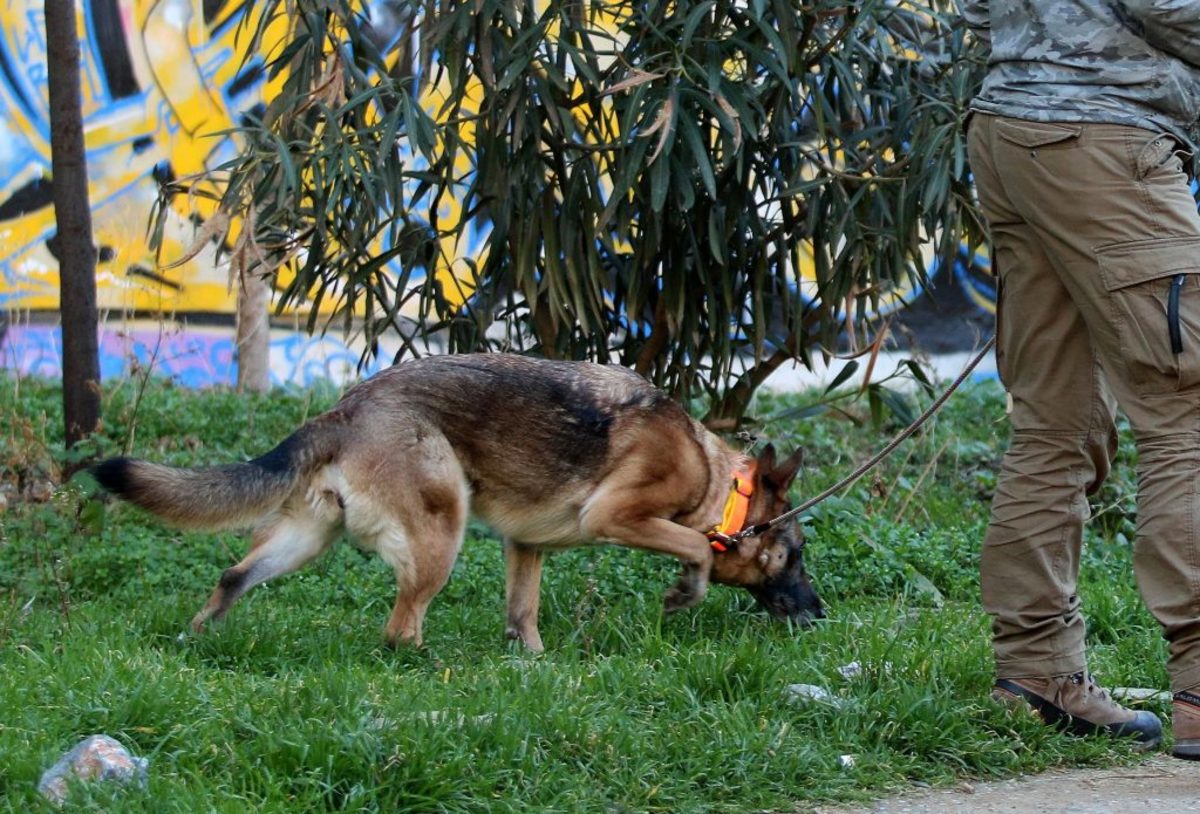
[725,335,997,545]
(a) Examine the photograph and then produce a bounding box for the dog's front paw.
[663,568,707,613]
[663,584,698,613]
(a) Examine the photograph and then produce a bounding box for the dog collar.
[707,465,755,552]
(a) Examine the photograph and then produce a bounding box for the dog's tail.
[92,422,342,530]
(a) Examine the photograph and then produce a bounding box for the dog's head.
[709,444,825,625]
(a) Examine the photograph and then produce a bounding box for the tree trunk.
[235,263,271,393]
[46,0,101,456]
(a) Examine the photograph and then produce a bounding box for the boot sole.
[1173,692,1200,760]
[994,680,1163,749]
[1173,739,1200,760]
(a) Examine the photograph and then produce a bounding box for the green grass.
[0,372,1169,812]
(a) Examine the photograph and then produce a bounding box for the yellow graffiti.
[0,1,988,321]
[0,0,289,313]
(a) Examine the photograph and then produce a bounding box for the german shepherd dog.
[92,354,823,650]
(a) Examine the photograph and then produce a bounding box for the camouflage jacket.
[959,1,1200,147]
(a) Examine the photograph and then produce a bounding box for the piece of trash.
[837,661,862,680]
[412,710,495,726]
[38,735,148,805]
[370,711,496,730]
[27,480,54,503]
[784,683,845,707]
[835,661,893,681]
[838,754,856,769]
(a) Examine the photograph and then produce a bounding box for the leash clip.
[707,531,734,553]
[708,523,770,553]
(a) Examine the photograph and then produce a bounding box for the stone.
[38,735,148,805]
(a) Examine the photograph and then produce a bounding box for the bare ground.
[809,756,1200,814]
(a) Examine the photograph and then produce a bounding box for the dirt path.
[812,756,1200,813]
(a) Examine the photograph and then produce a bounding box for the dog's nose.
[793,605,826,627]
[790,609,814,627]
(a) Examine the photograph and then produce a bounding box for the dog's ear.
[762,447,804,494]
[757,443,778,473]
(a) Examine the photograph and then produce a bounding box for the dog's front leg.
[664,561,707,613]
[580,500,713,613]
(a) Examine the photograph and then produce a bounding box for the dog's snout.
[801,604,827,625]
[747,571,823,624]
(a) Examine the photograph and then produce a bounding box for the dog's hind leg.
[504,539,545,651]
[340,430,469,647]
[378,514,464,647]
[383,571,444,648]
[374,479,468,648]
[191,506,338,632]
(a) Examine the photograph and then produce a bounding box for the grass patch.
[0,372,1167,812]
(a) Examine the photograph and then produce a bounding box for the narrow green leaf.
[825,360,861,396]
[677,115,717,201]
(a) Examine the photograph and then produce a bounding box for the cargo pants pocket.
[1134,133,1186,182]
[994,119,1082,151]
[1096,236,1200,395]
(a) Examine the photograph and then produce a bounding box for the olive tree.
[154,0,985,423]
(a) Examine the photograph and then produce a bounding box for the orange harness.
[707,466,755,552]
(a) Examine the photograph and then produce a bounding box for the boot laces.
[1068,671,1109,701]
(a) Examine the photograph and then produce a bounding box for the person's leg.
[966,115,1162,746]
[969,114,1117,679]
[980,117,1200,754]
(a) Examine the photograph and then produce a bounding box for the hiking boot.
[1173,690,1200,760]
[993,672,1163,749]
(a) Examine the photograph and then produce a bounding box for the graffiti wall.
[0,0,284,313]
[0,0,997,388]
[3,319,395,388]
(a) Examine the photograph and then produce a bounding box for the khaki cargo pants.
[967,114,1200,693]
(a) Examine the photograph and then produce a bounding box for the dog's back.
[343,354,705,543]
[363,355,681,476]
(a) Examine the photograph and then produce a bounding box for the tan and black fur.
[92,354,822,650]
